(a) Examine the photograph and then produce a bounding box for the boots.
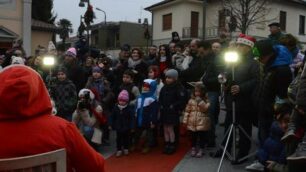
[163,142,170,154]
[282,109,301,143]
[166,142,176,155]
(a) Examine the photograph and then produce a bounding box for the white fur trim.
[237,38,254,48]
[137,97,156,108]
[78,89,95,100]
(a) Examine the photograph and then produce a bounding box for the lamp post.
[96,8,106,25]
[43,56,55,91]
[143,18,150,56]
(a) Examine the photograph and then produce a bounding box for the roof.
[0,26,19,39]
[145,0,306,11]
[31,19,60,32]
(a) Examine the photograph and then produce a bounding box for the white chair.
[0,148,66,172]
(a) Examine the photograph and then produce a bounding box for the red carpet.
[105,138,191,172]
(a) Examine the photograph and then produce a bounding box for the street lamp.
[43,56,55,90]
[96,7,106,25]
[143,18,150,56]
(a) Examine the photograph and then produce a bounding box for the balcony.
[182,26,219,40]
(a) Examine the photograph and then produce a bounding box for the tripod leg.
[217,124,234,172]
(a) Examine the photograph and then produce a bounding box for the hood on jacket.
[0,65,52,120]
[271,45,292,67]
[141,79,157,98]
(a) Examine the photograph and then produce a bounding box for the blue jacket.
[257,121,286,165]
[271,45,292,68]
[136,79,158,127]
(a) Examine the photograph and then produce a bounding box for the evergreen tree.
[32,0,57,24]
[57,19,73,49]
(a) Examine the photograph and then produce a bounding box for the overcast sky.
[53,0,162,35]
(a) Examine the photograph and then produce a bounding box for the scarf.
[128,58,142,68]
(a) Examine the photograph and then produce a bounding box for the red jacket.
[0,65,105,172]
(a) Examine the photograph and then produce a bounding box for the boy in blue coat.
[135,79,159,153]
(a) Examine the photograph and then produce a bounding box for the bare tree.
[222,0,272,34]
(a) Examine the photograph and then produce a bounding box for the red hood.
[0,65,52,120]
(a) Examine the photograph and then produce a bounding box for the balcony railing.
[182,26,219,39]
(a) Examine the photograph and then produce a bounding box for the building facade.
[90,21,152,50]
[145,0,306,48]
[0,0,59,56]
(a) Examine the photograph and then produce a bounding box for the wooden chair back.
[0,149,66,172]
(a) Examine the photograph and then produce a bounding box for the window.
[299,15,305,35]
[162,13,172,31]
[279,11,286,31]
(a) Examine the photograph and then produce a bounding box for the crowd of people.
[1,23,306,172]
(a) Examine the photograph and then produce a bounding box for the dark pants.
[191,131,208,149]
[116,131,129,150]
[223,110,252,156]
[135,127,154,148]
[258,113,273,147]
[207,91,220,143]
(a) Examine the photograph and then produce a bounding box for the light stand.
[217,52,256,172]
[43,56,55,90]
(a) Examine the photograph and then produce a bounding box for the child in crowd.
[119,69,140,107]
[110,90,135,157]
[135,79,159,154]
[183,84,210,158]
[181,46,193,71]
[51,66,78,121]
[148,65,164,99]
[86,66,114,145]
[172,42,186,71]
[72,89,106,150]
[246,103,292,172]
[159,69,187,154]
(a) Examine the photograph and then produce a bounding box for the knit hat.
[11,56,25,65]
[56,66,68,74]
[78,88,95,100]
[92,66,103,73]
[268,22,280,27]
[65,47,77,58]
[165,69,178,79]
[236,34,256,48]
[118,90,129,102]
[254,39,274,58]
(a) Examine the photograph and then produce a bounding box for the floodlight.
[43,56,55,66]
[224,51,239,63]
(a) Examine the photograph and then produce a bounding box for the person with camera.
[72,88,106,150]
[211,34,259,164]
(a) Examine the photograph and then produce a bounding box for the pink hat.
[236,34,256,48]
[65,47,77,58]
[118,90,129,102]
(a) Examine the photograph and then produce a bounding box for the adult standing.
[199,41,220,147]
[268,22,285,45]
[212,34,259,163]
[64,47,86,92]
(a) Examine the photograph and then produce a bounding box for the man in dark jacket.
[268,22,285,45]
[199,41,220,147]
[63,47,86,92]
[212,34,259,163]
[180,39,202,87]
[253,40,292,146]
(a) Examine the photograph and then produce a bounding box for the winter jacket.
[201,53,221,92]
[0,65,105,172]
[183,97,211,131]
[268,32,285,45]
[224,53,259,111]
[72,104,103,135]
[296,63,306,109]
[136,79,159,128]
[257,122,286,165]
[180,55,203,83]
[125,59,148,87]
[110,104,135,132]
[253,45,292,119]
[65,63,87,92]
[86,76,115,108]
[159,81,187,125]
[51,79,78,118]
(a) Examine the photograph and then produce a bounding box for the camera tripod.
[217,66,256,172]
